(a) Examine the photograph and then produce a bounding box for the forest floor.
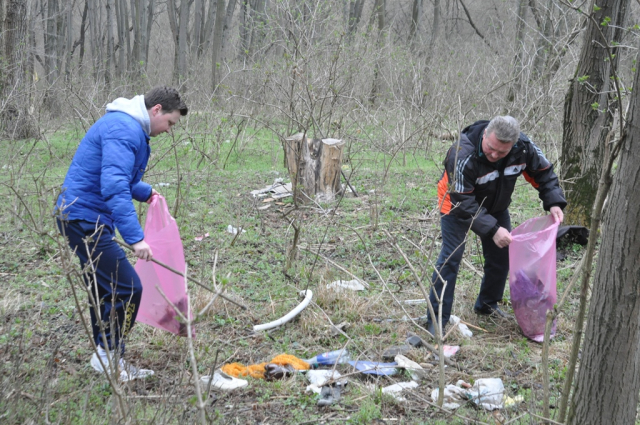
[0,126,585,424]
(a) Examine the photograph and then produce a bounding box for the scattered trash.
[326,279,366,292]
[430,384,468,409]
[250,179,293,200]
[382,345,412,361]
[157,182,170,187]
[467,378,505,410]
[221,354,310,380]
[194,233,209,241]
[306,369,345,387]
[394,355,426,381]
[253,290,313,332]
[450,315,473,337]
[305,349,351,367]
[305,370,346,394]
[431,378,505,410]
[227,225,246,235]
[433,345,460,360]
[406,335,424,348]
[349,360,398,376]
[200,370,248,390]
[503,394,524,408]
[265,363,297,380]
[403,299,427,305]
[318,381,345,407]
[382,381,419,402]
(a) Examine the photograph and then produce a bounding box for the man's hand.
[146,189,159,204]
[550,206,564,223]
[492,227,513,248]
[132,240,153,261]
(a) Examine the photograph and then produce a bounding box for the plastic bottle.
[305,349,351,366]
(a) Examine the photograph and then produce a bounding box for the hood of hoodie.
[105,95,150,136]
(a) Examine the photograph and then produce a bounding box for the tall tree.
[565,46,640,425]
[1,0,36,138]
[561,0,629,227]
[168,0,191,87]
[506,0,527,102]
[210,0,226,92]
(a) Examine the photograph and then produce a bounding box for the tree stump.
[284,133,345,203]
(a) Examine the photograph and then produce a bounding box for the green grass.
[0,120,585,424]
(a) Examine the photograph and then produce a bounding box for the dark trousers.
[428,210,511,326]
[57,219,142,353]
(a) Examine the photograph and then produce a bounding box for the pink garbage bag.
[135,195,193,336]
[509,215,559,342]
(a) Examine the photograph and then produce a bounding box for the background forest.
[2,0,640,424]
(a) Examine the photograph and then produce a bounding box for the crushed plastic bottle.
[305,349,351,367]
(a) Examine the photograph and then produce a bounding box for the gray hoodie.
[105,95,151,136]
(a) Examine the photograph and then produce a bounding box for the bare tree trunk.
[65,1,72,81]
[409,0,422,45]
[561,0,629,227]
[210,0,226,92]
[202,0,216,52]
[221,0,236,51]
[368,0,384,105]
[88,0,100,81]
[239,0,250,59]
[1,0,36,139]
[249,0,266,58]
[347,0,365,37]
[45,0,59,82]
[566,57,640,425]
[143,0,153,67]
[106,0,115,87]
[193,0,203,57]
[177,0,190,88]
[78,0,89,70]
[506,0,527,102]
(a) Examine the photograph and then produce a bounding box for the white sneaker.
[90,347,154,382]
[200,370,248,390]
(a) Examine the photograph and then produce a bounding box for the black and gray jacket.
[436,120,567,237]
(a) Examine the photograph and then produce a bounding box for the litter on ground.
[200,371,248,390]
[382,381,419,402]
[326,279,366,291]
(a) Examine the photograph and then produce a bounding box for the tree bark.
[566,52,640,425]
[1,0,36,139]
[210,0,226,92]
[106,0,115,87]
[506,0,527,102]
[221,0,236,51]
[561,0,629,227]
[409,0,422,45]
[284,134,345,203]
[347,0,365,37]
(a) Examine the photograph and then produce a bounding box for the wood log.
[284,133,345,202]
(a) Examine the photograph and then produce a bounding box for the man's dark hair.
[144,86,188,116]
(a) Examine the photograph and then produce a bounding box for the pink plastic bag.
[509,215,559,342]
[135,195,193,336]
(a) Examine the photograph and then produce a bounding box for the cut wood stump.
[284,133,345,203]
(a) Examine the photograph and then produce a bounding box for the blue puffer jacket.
[56,95,152,245]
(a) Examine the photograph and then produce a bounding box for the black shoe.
[425,320,448,338]
[474,305,511,318]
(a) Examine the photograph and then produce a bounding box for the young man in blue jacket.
[56,86,188,381]
[426,116,566,337]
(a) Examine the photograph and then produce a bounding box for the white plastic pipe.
[253,290,313,331]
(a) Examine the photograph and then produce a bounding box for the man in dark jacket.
[56,86,188,381]
[426,116,566,336]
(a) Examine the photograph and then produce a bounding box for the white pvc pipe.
[253,290,313,331]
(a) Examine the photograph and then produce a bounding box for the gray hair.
[486,116,520,143]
